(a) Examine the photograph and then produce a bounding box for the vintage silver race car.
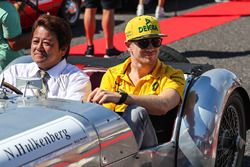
[0,46,249,167]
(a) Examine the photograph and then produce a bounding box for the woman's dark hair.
[32,14,72,59]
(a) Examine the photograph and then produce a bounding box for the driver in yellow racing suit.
[87,15,185,149]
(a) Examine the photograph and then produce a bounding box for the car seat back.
[149,107,178,144]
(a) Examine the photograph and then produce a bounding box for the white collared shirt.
[0,59,91,101]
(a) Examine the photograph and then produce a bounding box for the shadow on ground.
[81,0,216,15]
[243,156,250,167]
[116,0,215,13]
[71,18,125,39]
[182,50,250,58]
[73,0,216,39]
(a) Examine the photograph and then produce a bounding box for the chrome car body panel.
[106,142,176,167]
[0,97,137,166]
[0,55,249,166]
[178,68,242,166]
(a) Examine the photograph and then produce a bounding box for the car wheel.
[60,0,80,26]
[215,92,246,167]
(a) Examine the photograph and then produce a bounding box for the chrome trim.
[0,98,138,166]
[178,68,241,166]
[108,142,176,167]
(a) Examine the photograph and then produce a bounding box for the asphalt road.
[56,0,250,165]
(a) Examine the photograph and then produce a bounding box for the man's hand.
[87,88,121,104]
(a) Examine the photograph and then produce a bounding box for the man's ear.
[60,46,68,56]
[61,46,68,51]
[125,41,131,48]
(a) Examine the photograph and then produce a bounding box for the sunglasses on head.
[130,38,163,49]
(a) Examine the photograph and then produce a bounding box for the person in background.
[1,14,91,101]
[0,0,30,71]
[87,15,185,149]
[137,0,166,19]
[83,0,122,58]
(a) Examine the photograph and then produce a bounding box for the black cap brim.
[130,34,168,41]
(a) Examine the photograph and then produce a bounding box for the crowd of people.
[0,0,185,150]
[0,0,169,64]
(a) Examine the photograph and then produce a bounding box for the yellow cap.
[125,15,167,41]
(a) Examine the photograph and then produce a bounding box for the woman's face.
[31,26,67,70]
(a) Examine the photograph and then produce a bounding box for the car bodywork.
[11,0,83,29]
[0,47,249,166]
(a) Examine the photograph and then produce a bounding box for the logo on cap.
[138,18,159,33]
[125,15,167,41]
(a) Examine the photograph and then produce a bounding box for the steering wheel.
[2,82,23,95]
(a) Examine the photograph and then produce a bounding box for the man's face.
[31,26,66,70]
[126,37,162,66]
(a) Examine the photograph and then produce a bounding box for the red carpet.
[69,1,250,56]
